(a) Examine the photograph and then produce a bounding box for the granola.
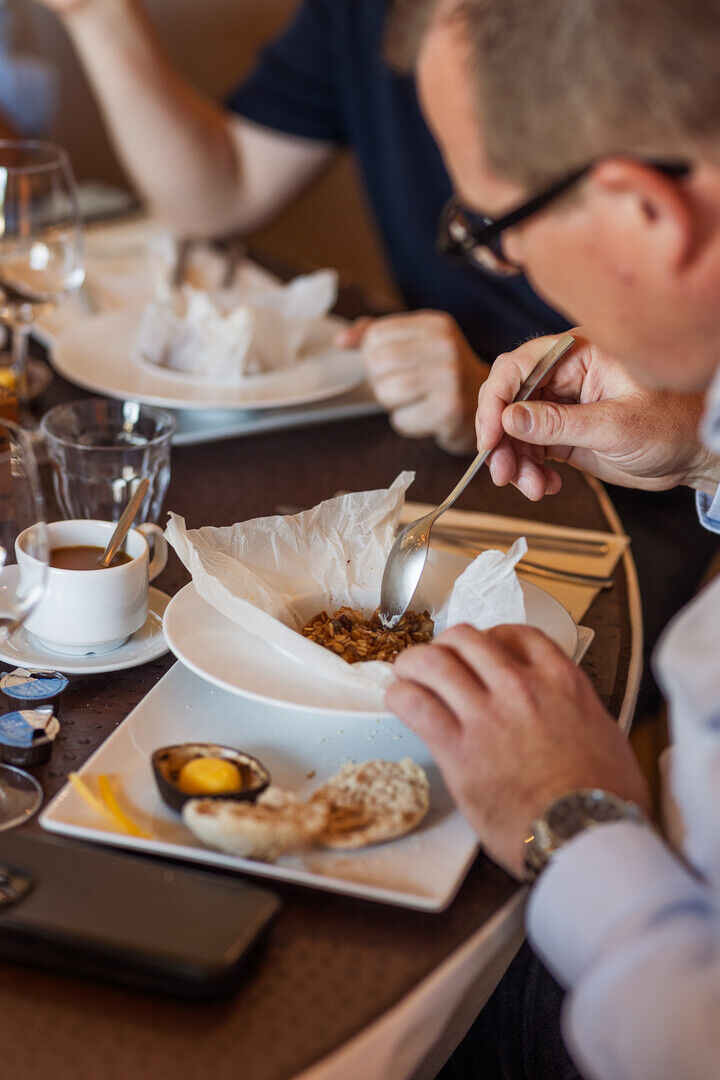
[301,606,434,663]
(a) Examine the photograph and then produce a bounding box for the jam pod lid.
[0,668,69,701]
[0,707,60,748]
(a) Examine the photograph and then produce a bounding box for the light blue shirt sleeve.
[528,822,720,1080]
[527,568,720,1080]
[696,485,720,534]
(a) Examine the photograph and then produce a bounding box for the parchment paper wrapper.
[165,473,527,692]
[133,269,338,381]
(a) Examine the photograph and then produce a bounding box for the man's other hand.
[337,311,489,455]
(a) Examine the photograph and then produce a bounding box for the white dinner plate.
[50,307,365,411]
[40,661,480,910]
[0,571,170,674]
[163,547,579,716]
[168,384,382,445]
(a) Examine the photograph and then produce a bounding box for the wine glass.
[0,419,49,830]
[0,140,84,401]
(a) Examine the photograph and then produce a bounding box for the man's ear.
[590,159,694,271]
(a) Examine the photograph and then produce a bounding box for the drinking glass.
[0,419,49,830]
[0,140,84,399]
[41,398,175,525]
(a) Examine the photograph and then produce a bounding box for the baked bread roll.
[313,758,430,849]
[182,786,328,860]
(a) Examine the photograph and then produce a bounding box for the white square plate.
[41,626,592,910]
[40,661,480,911]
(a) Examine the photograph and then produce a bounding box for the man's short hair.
[386,0,720,186]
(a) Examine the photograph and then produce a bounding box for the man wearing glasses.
[438,162,691,278]
[37,0,717,727]
[387,0,720,1077]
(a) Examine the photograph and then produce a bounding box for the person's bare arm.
[52,0,334,235]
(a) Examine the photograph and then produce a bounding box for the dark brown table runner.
[0,291,632,1080]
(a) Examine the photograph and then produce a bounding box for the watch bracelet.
[523,789,646,882]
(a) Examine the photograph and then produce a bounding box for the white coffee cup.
[16,519,168,655]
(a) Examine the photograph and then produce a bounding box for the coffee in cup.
[16,519,168,655]
[49,545,133,571]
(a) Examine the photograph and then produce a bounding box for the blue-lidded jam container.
[0,707,60,767]
[0,669,68,716]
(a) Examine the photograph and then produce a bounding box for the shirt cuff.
[527,821,710,988]
[696,485,720,533]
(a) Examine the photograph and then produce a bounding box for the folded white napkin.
[134,268,338,383]
[165,473,527,693]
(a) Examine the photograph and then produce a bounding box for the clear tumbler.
[41,398,175,524]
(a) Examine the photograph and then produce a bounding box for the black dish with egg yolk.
[151,743,270,813]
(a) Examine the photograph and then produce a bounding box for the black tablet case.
[0,831,280,999]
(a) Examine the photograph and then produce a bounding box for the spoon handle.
[99,478,150,568]
[431,333,576,522]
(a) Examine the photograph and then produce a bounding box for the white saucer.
[0,571,171,674]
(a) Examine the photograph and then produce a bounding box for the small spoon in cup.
[98,478,150,569]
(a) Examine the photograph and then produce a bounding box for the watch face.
[546,795,588,842]
[546,790,636,842]
[525,791,644,882]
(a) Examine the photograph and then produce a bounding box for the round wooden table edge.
[587,474,643,734]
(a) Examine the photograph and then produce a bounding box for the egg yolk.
[178,756,242,795]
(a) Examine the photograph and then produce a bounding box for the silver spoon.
[98,478,150,568]
[378,332,576,628]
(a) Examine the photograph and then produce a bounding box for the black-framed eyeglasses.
[437,159,692,277]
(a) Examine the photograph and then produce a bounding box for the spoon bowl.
[379,521,434,629]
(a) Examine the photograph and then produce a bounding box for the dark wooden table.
[0,302,632,1080]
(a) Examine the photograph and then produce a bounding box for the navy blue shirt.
[227,0,570,360]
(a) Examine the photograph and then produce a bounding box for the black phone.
[0,831,280,999]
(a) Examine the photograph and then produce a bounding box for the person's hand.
[476,330,712,500]
[387,624,650,879]
[336,312,489,455]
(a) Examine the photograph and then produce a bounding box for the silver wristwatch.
[523,789,646,882]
